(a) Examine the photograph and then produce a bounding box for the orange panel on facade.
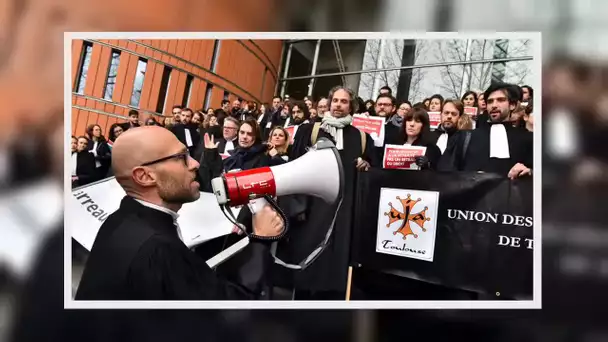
[92,46,112,98]
[83,44,102,96]
[139,61,156,112]
[72,40,84,87]
[147,62,165,111]
[71,39,283,135]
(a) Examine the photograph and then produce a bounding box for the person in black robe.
[256,103,273,139]
[475,92,489,129]
[86,124,112,181]
[193,116,239,168]
[429,99,464,153]
[71,136,96,188]
[170,108,201,158]
[452,83,533,177]
[373,94,402,164]
[427,99,477,172]
[75,126,283,300]
[284,86,377,299]
[271,103,293,128]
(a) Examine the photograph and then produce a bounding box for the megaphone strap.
[270,196,343,271]
[219,196,343,271]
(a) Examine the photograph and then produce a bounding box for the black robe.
[436,130,473,172]
[72,151,96,188]
[373,120,402,166]
[283,123,376,294]
[257,110,274,139]
[429,127,459,147]
[87,139,112,181]
[272,110,291,129]
[75,196,273,300]
[214,109,228,126]
[192,135,235,165]
[475,111,489,129]
[119,122,141,132]
[171,123,201,158]
[460,123,533,175]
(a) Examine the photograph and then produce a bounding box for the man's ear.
[131,167,157,187]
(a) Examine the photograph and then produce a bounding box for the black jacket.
[119,122,140,132]
[171,123,201,158]
[75,196,273,300]
[86,139,112,180]
[72,151,96,187]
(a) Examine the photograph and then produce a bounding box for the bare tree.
[358,40,428,101]
[435,39,533,97]
[433,39,468,99]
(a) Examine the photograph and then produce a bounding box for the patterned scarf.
[320,114,353,140]
[389,114,403,127]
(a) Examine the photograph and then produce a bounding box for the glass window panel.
[75,43,93,94]
[103,50,121,100]
[130,59,147,107]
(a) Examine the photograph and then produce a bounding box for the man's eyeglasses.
[140,151,190,167]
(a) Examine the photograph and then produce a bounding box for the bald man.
[75,126,283,300]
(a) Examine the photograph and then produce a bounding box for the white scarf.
[436,133,449,154]
[320,114,353,150]
[489,124,511,158]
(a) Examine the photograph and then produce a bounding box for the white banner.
[70,177,236,251]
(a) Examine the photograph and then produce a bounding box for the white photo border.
[64,31,542,309]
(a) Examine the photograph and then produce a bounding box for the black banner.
[351,170,533,299]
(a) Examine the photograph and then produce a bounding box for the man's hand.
[356,157,370,172]
[252,205,284,237]
[508,163,532,179]
[204,133,219,149]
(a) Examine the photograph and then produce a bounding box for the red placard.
[284,125,298,144]
[382,144,427,170]
[352,114,386,146]
[428,112,441,129]
[352,115,385,138]
[464,106,478,117]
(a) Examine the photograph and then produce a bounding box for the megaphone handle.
[248,197,268,214]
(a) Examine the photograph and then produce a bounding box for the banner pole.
[345,266,353,301]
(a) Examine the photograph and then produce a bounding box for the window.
[156,65,172,114]
[103,50,121,100]
[182,74,194,108]
[74,42,93,94]
[210,40,221,72]
[130,58,148,107]
[203,83,213,109]
[223,90,230,100]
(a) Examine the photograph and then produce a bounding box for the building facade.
[71,39,283,136]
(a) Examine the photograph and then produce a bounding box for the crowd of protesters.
[71,82,534,189]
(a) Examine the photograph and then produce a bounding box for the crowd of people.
[71,83,534,189]
[72,80,534,300]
